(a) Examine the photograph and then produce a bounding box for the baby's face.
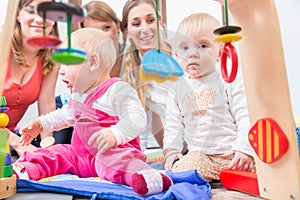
[175,31,220,79]
[59,62,86,93]
[58,42,93,93]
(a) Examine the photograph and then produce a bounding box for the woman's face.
[83,17,120,50]
[126,2,159,55]
[17,0,55,41]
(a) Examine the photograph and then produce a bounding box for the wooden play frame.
[0,0,299,200]
[222,0,300,199]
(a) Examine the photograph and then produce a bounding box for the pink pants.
[17,142,147,184]
[16,78,149,185]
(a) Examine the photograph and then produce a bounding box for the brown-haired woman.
[3,0,59,155]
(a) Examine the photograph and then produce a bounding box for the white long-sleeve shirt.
[163,70,253,156]
[39,81,147,146]
[138,80,172,149]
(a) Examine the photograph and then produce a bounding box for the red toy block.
[220,169,260,196]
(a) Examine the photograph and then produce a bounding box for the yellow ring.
[214,33,242,43]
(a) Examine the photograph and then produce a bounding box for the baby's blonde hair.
[177,13,220,37]
[174,13,221,50]
[70,28,116,72]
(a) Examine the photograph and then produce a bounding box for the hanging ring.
[221,43,238,83]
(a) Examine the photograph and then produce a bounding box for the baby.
[14,28,172,196]
[163,13,254,182]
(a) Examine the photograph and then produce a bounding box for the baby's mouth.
[62,80,72,88]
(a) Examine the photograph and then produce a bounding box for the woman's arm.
[37,64,59,139]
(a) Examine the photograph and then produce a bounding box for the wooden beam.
[0,0,19,96]
[225,0,300,199]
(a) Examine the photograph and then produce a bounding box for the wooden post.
[0,0,19,96]
[224,0,300,199]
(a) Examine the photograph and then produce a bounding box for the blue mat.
[17,170,211,200]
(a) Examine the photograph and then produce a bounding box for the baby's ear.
[89,54,100,72]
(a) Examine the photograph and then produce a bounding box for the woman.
[3,0,59,155]
[81,1,124,77]
[120,0,172,148]
[81,1,162,150]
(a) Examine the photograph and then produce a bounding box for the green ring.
[50,52,87,65]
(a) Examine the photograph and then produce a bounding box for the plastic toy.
[213,0,241,83]
[220,169,260,196]
[141,50,183,83]
[140,0,183,83]
[35,1,87,65]
[0,96,16,199]
[0,97,9,177]
[216,0,300,199]
[40,136,55,148]
[26,7,61,49]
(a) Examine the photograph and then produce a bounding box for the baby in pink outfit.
[14,28,172,196]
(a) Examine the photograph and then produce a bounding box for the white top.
[163,70,253,156]
[39,81,147,146]
[145,80,172,117]
[139,80,172,150]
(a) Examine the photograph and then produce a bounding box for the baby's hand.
[222,151,254,171]
[88,128,116,154]
[163,148,182,171]
[20,119,43,146]
[20,120,43,146]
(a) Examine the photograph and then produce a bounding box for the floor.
[6,190,264,200]
[211,188,265,200]
[5,185,265,200]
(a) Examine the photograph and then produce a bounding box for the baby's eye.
[199,44,208,49]
[181,45,189,51]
